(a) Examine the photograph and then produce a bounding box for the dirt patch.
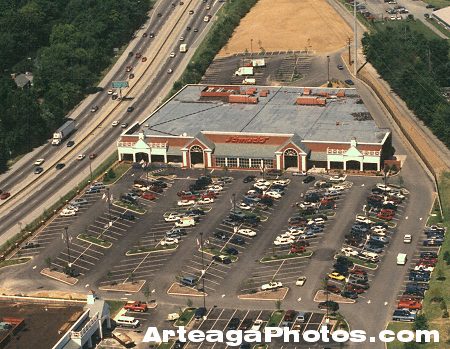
[99,280,146,293]
[40,268,78,285]
[314,290,356,304]
[167,283,207,297]
[28,291,87,300]
[218,0,352,57]
[238,287,289,301]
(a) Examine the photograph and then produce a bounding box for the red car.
[377,212,394,220]
[397,300,422,310]
[89,153,97,159]
[142,57,147,62]
[181,194,198,200]
[124,301,148,312]
[0,192,10,200]
[326,284,341,294]
[380,208,395,215]
[201,192,217,199]
[346,284,365,294]
[142,192,156,200]
[290,245,306,254]
[136,53,142,59]
[350,267,367,276]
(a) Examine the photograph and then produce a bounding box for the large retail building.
[117,85,392,172]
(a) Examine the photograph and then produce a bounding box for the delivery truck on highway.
[52,119,75,145]
[235,67,254,76]
[179,44,187,53]
[242,78,256,85]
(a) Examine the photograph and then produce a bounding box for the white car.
[238,202,252,210]
[372,228,387,237]
[254,183,268,191]
[292,171,307,176]
[331,185,345,191]
[66,205,79,212]
[256,179,270,186]
[264,191,281,199]
[414,265,434,272]
[167,68,173,74]
[107,89,113,95]
[160,237,179,246]
[329,175,347,182]
[273,237,294,246]
[34,158,45,166]
[238,229,256,237]
[341,247,358,257]
[177,199,195,206]
[170,52,176,58]
[77,154,86,161]
[198,197,214,204]
[60,209,76,217]
[376,184,392,191]
[251,319,263,331]
[313,218,325,225]
[391,192,406,200]
[295,276,307,286]
[277,232,294,240]
[179,36,184,41]
[112,120,119,127]
[208,185,223,192]
[164,213,181,222]
[356,215,373,224]
[273,179,290,186]
[286,229,303,237]
[403,234,412,243]
[261,281,283,291]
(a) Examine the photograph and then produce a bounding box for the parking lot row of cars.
[392,225,446,322]
[325,183,409,301]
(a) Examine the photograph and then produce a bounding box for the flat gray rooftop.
[141,85,388,144]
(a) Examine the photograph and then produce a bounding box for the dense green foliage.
[0,0,151,171]
[170,0,258,94]
[362,25,450,147]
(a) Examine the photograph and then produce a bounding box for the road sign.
[112,81,129,89]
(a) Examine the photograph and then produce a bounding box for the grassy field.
[372,19,442,40]
[175,308,195,326]
[386,322,413,349]
[102,162,131,185]
[426,18,450,38]
[422,0,450,8]
[267,310,284,327]
[0,257,31,269]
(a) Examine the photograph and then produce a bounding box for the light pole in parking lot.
[89,158,93,183]
[64,226,72,274]
[200,232,206,310]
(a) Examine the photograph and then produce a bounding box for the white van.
[175,216,196,227]
[116,316,140,328]
[397,253,407,265]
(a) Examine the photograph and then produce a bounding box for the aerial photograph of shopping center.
[0,0,449,348]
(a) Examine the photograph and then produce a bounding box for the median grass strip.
[267,310,285,327]
[157,342,174,349]
[174,308,195,327]
[0,257,32,269]
[344,255,378,270]
[200,247,238,262]
[126,245,177,256]
[102,162,132,185]
[105,300,126,317]
[77,234,112,248]
[113,200,146,214]
[260,251,313,263]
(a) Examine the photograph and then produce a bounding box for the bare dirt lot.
[218,0,353,57]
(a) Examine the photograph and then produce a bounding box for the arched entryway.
[346,160,361,170]
[135,152,149,162]
[190,145,204,165]
[284,149,298,170]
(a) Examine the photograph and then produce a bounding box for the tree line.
[362,25,450,148]
[0,0,151,172]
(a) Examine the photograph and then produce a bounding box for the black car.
[174,339,185,349]
[127,106,134,112]
[213,232,230,241]
[120,212,135,220]
[230,236,246,245]
[303,176,315,184]
[224,246,239,255]
[318,301,339,311]
[227,317,240,330]
[345,79,354,85]
[243,175,256,183]
[86,187,100,194]
[194,307,207,320]
[34,166,44,174]
[239,318,253,330]
[55,163,65,170]
[66,140,75,147]
[212,255,231,264]
[341,291,358,299]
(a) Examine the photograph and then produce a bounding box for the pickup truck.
[261,281,283,291]
[124,301,148,312]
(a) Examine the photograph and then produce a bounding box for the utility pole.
[353,1,358,76]
[64,226,72,275]
[327,55,330,84]
[200,232,206,311]
[348,37,352,65]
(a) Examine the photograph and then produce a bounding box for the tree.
[107,168,116,179]
[275,299,282,311]
[45,256,52,269]
[186,298,193,308]
[413,314,429,331]
[142,283,151,302]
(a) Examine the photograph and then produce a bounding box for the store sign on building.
[225,136,270,144]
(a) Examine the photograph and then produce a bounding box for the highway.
[0,0,224,244]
